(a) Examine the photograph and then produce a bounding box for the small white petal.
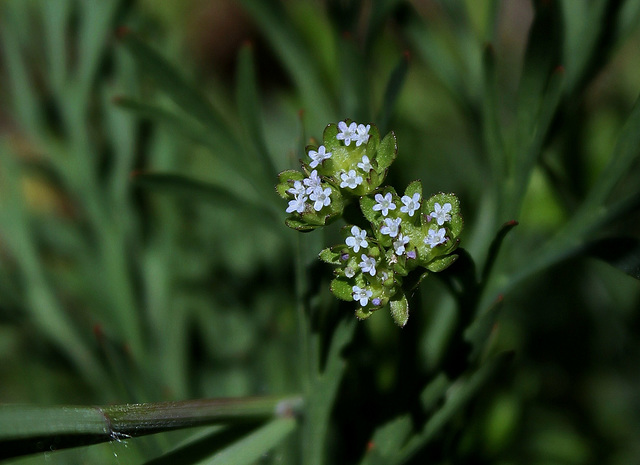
[357,155,372,172]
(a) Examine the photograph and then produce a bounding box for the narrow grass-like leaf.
[0,396,301,460]
[480,220,519,285]
[133,173,268,213]
[144,425,254,465]
[41,0,72,92]
[0,9,43,134]
[238,0,334,125]
[359,415,412,465]
[77,0,122,96]
[404,11,475,114]
[235,43,276,178]
[114,97,216,148]
[584,93,640,208]
[481,44,506,186]
[118,30,227,129]
[378,52,409,134]
[303,318,356,465]
[198,418,296,465]
[391,352,512,464]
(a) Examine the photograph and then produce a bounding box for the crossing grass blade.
[0,396,301,460]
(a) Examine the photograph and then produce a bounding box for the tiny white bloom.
[286,194,307,214]
[372,192,397,217]
[345,225,368,252]
[287,180,306,196]
[431,202,452,226]
[352,285,373,307]
[380,271,389,282]
[308,145,332,168]
[359,254,377,276]
[393,234,410,255]
[400,193,421,217]
[309,186,331,211]
[303,170,322,194]
[336,121,358,146]
[340,170,363,189]
[424,228,447,248]
[355,124,371,147]
[345,267,356,278]
[380,217,402,238]
[357,155,372,172]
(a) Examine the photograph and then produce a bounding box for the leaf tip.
[115,26,131,40]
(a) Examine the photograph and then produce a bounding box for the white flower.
[424,228,447,248]
[345,267,356,278]
[286,194,307,214]
[303,170,322,194]
[336,121,358,146]
[357,155,372,172]
[355,124,371,147]
[340,170,363,189]
[352,285,373,307]
[431,202,452,225]
[287,180,306,196]
[309,186,331,211]
[393,234,410,255]
[372,192,396,217]
[380,217,401,238]
[308,145,332,168]
[400,193,421,217]
[359,254,377,276]
[345,225,368,252]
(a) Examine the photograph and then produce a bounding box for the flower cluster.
[277,121,463,326]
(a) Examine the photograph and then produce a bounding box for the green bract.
[278,121,462,326]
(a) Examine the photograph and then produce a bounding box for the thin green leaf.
[41,0,72,92]
[392,353,513,464]
[118,30,227,129]
[303,318,356,465]
[584,92,640,208]
[132,173,272,216]
[481,44,506,186]
[235,42,276,178]
[378,52,409,134]
[144,425,254,465]
[198,418,297,465]
[77,0,122,95]
[0,8,43,134]
[480,220,519,285]
[114,97,224,150]
[0,396,301,460]
[359,415,412,465]
[238,0,334,125]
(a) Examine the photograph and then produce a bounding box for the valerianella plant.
[276,120,463,327]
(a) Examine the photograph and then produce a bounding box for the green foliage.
[1,1,640,465]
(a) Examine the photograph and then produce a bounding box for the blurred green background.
[1,0,640,464]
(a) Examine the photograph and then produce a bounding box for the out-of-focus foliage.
[0,0,639,464]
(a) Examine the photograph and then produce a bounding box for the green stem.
[0,396,301,460]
